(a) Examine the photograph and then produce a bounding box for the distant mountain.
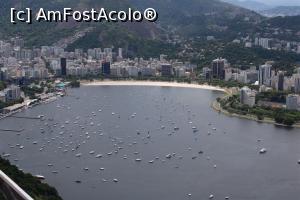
[0,0,161,55]
[260,6,300,17]
[0,0,263,48]
[221,0,273,11]
[263,15,300,30]
[4,0,300,56]
[130,0,262,39]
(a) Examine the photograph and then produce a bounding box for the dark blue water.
[0,85,300,200]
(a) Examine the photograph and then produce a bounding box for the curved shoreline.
[81,80,300,128]
[211,98,300,128]
[81,80,227,92]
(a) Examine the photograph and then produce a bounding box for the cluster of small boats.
[2,91,297,200]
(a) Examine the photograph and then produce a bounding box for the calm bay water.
[0,85,300,200]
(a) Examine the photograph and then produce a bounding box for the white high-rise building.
[245,42,252,48]
[118,48,123,59]
[258,38,270,49]
[4,85,21,101]
[0,91,6,102]
[286,42,291,51]
[240,86,256,107]
[286,94,300,110]
[254,37,259,46]
[127,66,139,77]
[294,74,300,94]
[224,68,232,81]
[259,64,272,86]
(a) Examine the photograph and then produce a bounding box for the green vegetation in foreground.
[0,157,62,200]
[0,191,6,200]
[218,95,300,126]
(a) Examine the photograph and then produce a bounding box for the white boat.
[35,175,45,180]
[135,158,142,162]
[259,148,267,154]
[3,154,10,158]
[166,154,172,159]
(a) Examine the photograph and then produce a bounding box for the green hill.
[0,0,299,57]
[129,0,262,39]
[0,0,160,47]
[0,0,262,45]
[0,157,62,200]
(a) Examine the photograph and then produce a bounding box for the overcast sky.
[250,0,300,6]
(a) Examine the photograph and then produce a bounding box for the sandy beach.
[82,80,226,92]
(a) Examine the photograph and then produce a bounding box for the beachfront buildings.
[0,91,5,102]
[286,94,300,111]
[240,86,256,107]
[0,37,195,83]
[211,58,229,80]
[294,74,300,93]
[0,85,21,102]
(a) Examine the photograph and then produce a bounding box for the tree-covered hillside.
[0,0,159,47]
[0,157,62,200]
